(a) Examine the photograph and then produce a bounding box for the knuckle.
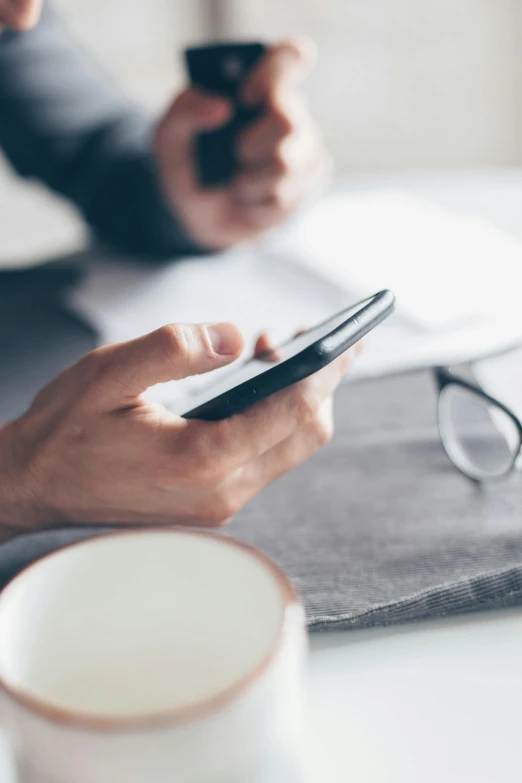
[272,109,295,138]
[204,493,240,526]
[184,426,233,487]
[192,453,227,488]
[203,419,234,456]
[295,383,320,423]
[272,144,291,176]
[68,349,112,406]
[267,181,289,209]
[157,324,190,365]
[77,347,107,378]
[314,417,334,447]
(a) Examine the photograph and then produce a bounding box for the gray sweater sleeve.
[0,4,204,258]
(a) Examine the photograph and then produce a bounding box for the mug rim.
[0,528,301,734]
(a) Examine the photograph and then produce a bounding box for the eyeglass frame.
[433,366,522,483]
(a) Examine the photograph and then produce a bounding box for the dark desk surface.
[0,264,95,421]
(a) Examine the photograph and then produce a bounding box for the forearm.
[0,422,26,542]
[0,414,75,538]
[54,117,206,258]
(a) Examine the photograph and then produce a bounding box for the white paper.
[270,189,522,330]
[67,189,522,408]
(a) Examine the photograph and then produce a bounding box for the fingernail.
[207,323,242,355]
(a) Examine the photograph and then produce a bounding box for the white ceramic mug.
[0,530,307,783]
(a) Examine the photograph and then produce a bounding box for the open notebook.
[67,189,522,407]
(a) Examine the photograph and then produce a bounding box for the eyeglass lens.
[439,384,520,479]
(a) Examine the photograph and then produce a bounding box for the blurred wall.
[51,0,205,110]
[224,0,522,172]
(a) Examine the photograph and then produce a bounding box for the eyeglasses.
[434,364,522,483]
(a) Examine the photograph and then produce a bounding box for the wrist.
[141,150,213,259]
[0,420,41,542]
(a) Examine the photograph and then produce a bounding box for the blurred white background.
[3,0,522,264]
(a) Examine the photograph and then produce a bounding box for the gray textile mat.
[230,372,522,629]
[1,266,521,630]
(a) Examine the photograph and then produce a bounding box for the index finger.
[156,87,231,167]
[254,332,283,363]
[242,37,317,106]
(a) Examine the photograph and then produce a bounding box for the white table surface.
[307,608,522,783]
[3,609,521,782]
[2,170,522,780]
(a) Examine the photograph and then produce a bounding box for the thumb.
[91,322,243,411]
[155,87,232,172]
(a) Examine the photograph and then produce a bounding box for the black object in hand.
[185,43,267,187]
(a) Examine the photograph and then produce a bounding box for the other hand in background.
[155,38,333,250]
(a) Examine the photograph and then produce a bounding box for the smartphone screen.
[180,295,377,416]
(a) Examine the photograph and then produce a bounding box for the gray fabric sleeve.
[0,4,204,258]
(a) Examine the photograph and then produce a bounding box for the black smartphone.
[181,290,395,420]
[185,42,267,186]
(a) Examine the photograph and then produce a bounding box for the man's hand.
[154,38,332,250]
[0,322,357,541]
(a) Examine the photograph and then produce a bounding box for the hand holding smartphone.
[181,290,395,420]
